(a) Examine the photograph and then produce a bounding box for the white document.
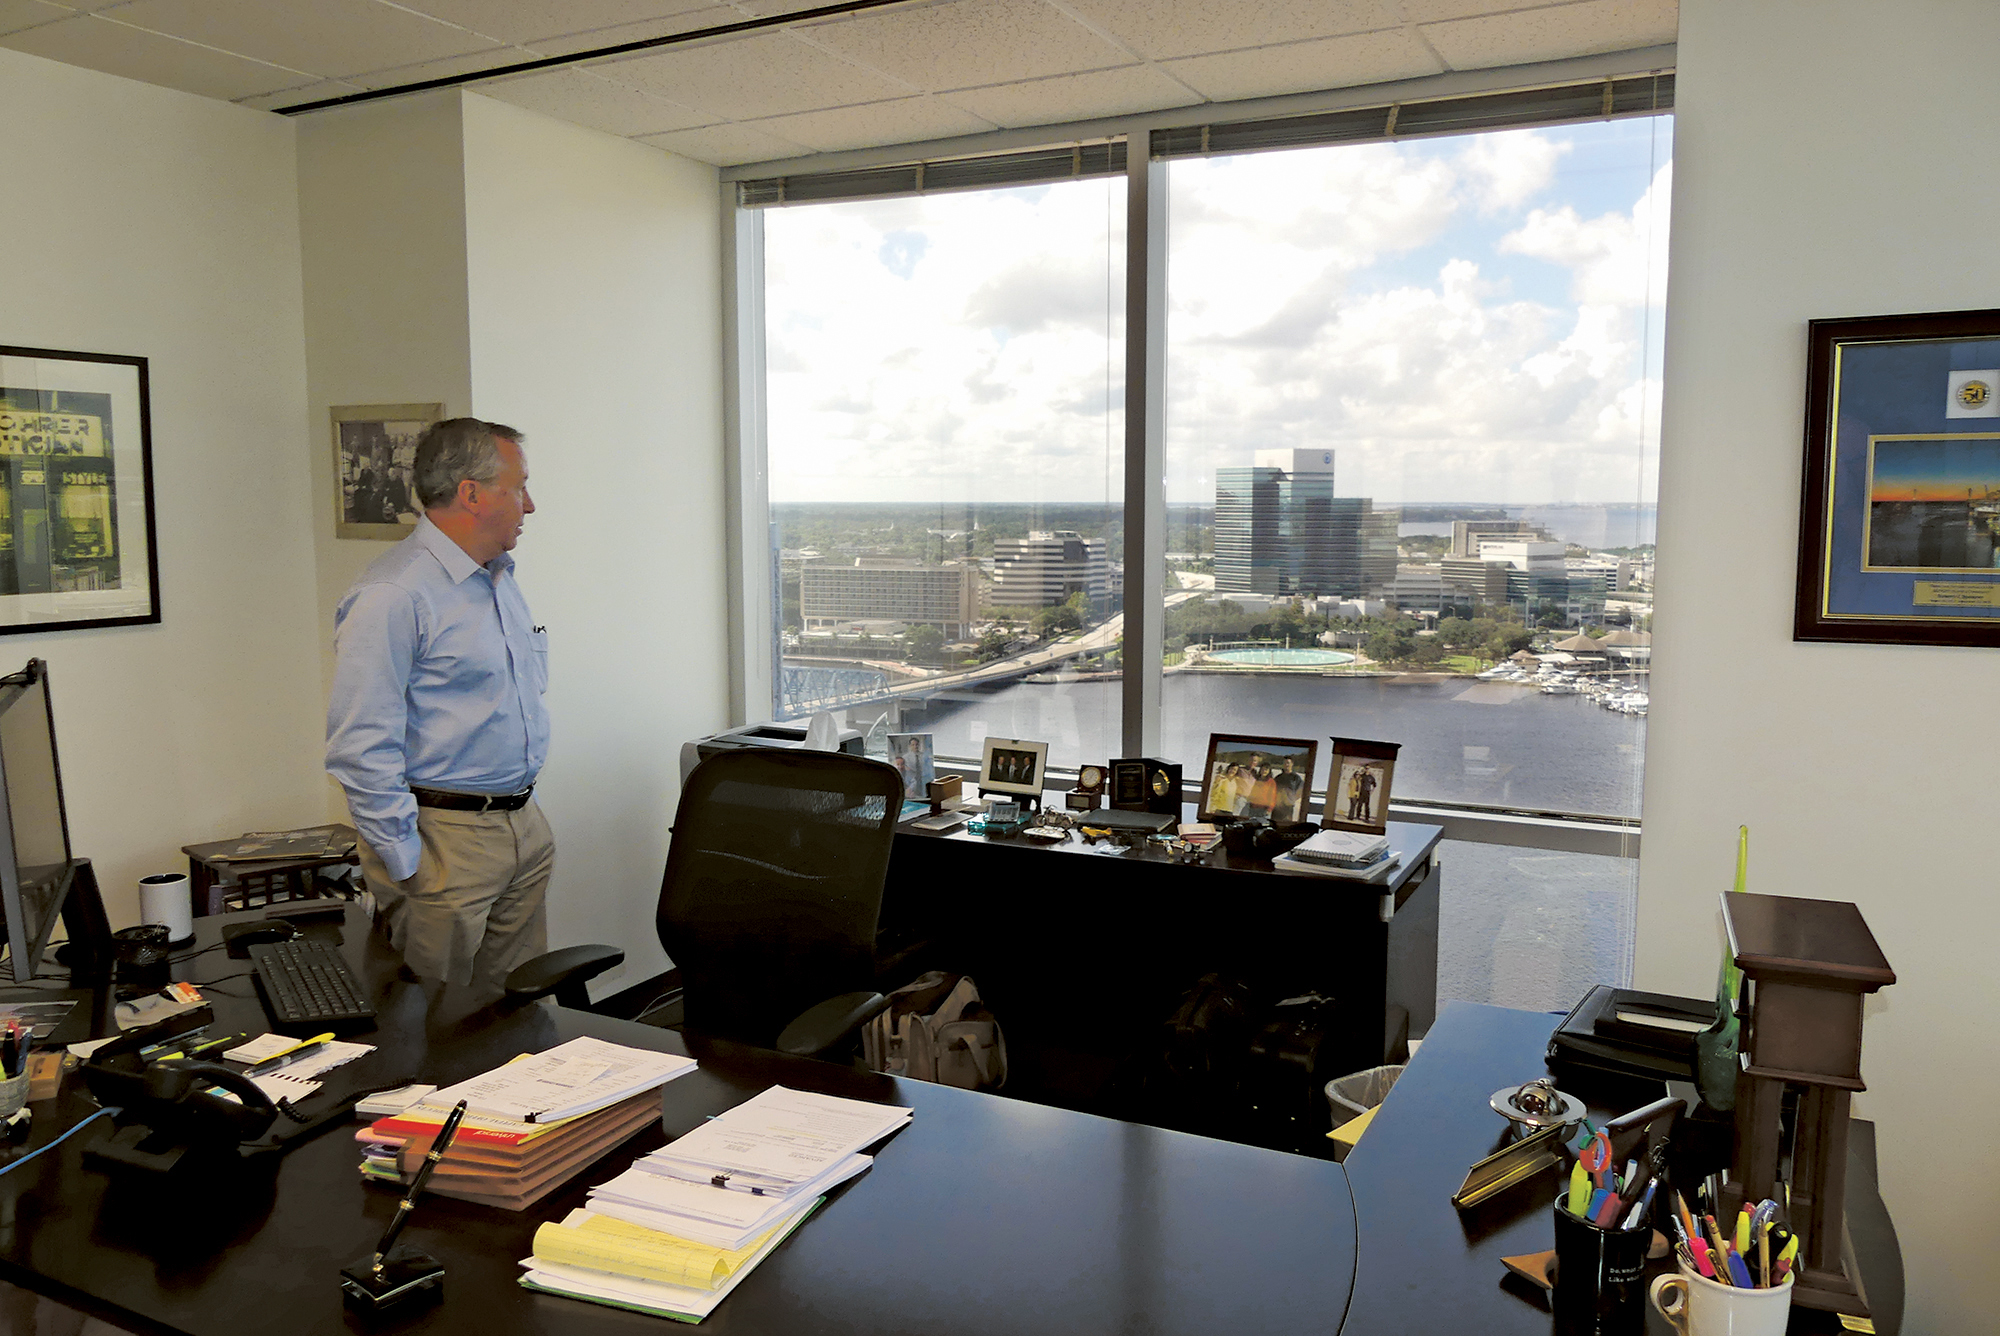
[647,1086,910,1189]
[588,1153,873,1249]
[222,1033,300,1064]
[520,1201,816,1321]
[414,1036,697,1124]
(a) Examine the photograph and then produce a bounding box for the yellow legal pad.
[530,1212,782,1291]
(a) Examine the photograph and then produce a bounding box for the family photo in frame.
[978,737,1048,799]
[1326,738,1400,835]
[1198,734,1317,826]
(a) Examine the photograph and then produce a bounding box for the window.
[760,177,1124,770]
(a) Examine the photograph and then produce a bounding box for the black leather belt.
[411,785,534,812]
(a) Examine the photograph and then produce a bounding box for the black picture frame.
[1197,733,1318,826]
[0,346,159,634]
[1797,309,2000,647]
[1325,738,1400,835]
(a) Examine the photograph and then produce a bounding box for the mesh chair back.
[659,749,906,1048]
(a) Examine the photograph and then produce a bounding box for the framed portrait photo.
[979,737,1048,800]
[1797,309,2000,646]
[887,732,934,801]
[1198,734,1318,826]
[1326,738,1401,835]
[333,402,440,539]
[0,346,159,634]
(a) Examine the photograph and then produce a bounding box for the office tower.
[799,559,979,637]
[1215,451,1393,598]
[989,531,1108,609]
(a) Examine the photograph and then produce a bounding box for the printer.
[680,721,866,784]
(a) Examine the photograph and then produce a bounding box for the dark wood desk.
[1340,1002,1903,1336]
[0,906,1358,1336]
[886,818,1443,1124]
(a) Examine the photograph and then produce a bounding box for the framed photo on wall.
[1326,738,1401,835]
[1198,734,1317,825]
[1797,309,2000,646]
[979,737,1048,800]
[333,402,440,539]
[0,346,159,634]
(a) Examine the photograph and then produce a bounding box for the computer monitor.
[0,659,75,984]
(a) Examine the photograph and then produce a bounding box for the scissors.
[1578,1129,1613,1190]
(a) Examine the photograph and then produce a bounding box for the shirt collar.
[413,514,513,583]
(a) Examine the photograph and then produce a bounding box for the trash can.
[1325,1063,1404,1124]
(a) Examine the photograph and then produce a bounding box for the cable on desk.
[0,1106,118,1175]
[168,942,228,964]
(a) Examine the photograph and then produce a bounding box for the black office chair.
[503,749,909,1059]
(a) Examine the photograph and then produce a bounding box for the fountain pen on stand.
[339,1099,468,1312]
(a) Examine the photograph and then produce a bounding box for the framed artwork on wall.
[1796,309,2000,647]
[0,345,159,634]
[332,402,439,540]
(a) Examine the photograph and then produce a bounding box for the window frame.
[723,47,1674,856]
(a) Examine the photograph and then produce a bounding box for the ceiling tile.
[104,0,502,79]
[515,8,739,59]
[400,0,724,46]
[636,120,815,166]
[945,62,1193,127]
[751,94,995,153]
[1,13,307,98]
[0,0,68,37]
[237,78,360,111]
[344,48,541,91]
[1421,0,1677,70]
[595,31,910,119]
[476,66,710,135]
[1388,0,1563,21]
[1162,27,1441,101]
[1058,0,1400,62]
[806,0,1136,92]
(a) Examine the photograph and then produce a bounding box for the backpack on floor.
[863,971,1007,1092]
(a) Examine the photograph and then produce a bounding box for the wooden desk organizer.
[1719,892,1894,1320]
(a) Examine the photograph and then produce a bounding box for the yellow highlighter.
[1569,1158,1591,1216]
[1734,1207,1752,1256]
[244,1032,335,1077]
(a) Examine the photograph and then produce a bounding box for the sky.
[762,115,1672,508]
[1870,437,2000,502]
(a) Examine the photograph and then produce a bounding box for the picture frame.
[332,402,441,540]
[0,345,159,634]
[1325,738,1400,835]
[887,732,934,801]
[1198,734,1318,826]
[978,737,1048,800]
[1796,309,2000,646]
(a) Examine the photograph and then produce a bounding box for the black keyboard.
[247,939,377,1034]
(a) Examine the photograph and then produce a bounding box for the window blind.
[736,71,1671,209]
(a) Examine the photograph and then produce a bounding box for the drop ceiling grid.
[0,0,1679,166]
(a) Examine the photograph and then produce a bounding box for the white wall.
[1640,3,2000,1329]
[297,92,475,713]
[0,48,321,928]
[460,93,728,994]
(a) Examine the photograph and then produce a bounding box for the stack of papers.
[520,1085,911,1320]
[1285,828,1391,867]
[357,1038,698,1211]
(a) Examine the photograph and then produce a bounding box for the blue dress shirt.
[327,515,549,881]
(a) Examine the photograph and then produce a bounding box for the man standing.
[326,418,552,989]
[1273,756,1306,825]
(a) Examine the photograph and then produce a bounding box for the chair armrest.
[777,990,890,1059]
[503,944,625,1010]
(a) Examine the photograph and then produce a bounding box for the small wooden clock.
[1066,763,1106,812]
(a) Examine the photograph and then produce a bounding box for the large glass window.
[761,179,1124,771]
[1162,117,1671,826]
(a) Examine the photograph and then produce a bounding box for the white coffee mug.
[1650,1263,1792,1336]
[137,872,194,945]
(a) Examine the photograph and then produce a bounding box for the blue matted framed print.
[1796,309,2000,646]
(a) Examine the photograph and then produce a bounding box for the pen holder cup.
[1650,1263,1792,1336]
[1552,1191,1649,1336]
[0,1068,31,1122]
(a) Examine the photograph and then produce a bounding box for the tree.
[1435,616,1479,652]
[1033,603,1082,637]
[904,624,944,663]
[975,628,1010,662]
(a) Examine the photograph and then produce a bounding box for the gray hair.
[413,417,524,509]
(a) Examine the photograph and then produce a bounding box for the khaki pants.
[358,800,554,988]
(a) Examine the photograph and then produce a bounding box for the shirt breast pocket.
[528,628,550,695]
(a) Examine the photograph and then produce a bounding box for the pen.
[246,1033,335,1076]
[369,1100,467,1273]
[1621,1178,1656,1232]
[155,1032,253,1064]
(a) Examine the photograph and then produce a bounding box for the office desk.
[0,906,1358,1336]
[886,818,1443,1119]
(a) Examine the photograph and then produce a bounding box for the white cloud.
[763,124,1672,506]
